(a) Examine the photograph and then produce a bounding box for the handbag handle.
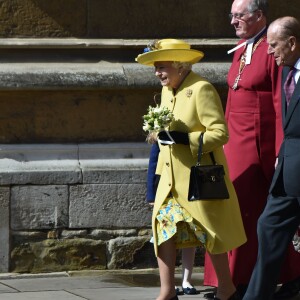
[197,132,217,165]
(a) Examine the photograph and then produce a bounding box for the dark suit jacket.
[270,66,300,196]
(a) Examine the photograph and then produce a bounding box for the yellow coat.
[152,71,246,256]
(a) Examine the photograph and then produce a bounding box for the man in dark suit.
[243,16,300,300]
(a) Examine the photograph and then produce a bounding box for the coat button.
[168,183,171,186]
[166,162,170,166]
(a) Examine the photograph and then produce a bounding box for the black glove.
[158,131,189,145]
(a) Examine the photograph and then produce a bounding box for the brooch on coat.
[186,89,193,98]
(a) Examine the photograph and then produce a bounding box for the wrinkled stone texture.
[11,238,107,273]
[10,229,158,273]
[0,0,86,37]
[107,236,154,269]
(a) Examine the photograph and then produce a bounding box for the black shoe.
[182,286,197,295]
[204,291,216,299]
[175,287,181,295]
[273,276,300,299]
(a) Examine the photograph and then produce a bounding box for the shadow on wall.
[0,1,299,38]
[0,0,233,38]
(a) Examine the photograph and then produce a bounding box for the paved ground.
[0,268,211,300]
[0,269,299,300]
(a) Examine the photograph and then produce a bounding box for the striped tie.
[284,67,296,106]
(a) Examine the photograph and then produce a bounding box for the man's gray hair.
[248,0,269,16]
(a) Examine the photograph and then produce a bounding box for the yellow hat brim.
[135,49,204,66]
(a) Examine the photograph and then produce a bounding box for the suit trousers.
[243,192,300,300]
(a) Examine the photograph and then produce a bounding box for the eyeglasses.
[228,12,253,20]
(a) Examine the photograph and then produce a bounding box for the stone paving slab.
[72,286,214,300]
[0,276,127,292]
[0,291,85,300]
[0,283,16,293]
[0,271,299,300]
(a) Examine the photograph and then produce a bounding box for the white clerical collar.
[227,27,267,65]
[294,58,300,83]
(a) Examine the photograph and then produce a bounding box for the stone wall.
[0,1,299,39]
[1,143,154,273]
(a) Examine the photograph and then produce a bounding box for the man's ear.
[256,10,263,21]
[289,36,297,51]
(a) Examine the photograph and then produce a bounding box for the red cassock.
[204,36,300,287]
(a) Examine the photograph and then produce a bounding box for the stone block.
[0,0,87,37]
[0,144,82,185]
[11,185,69,230]
[89,229,138,240]
[0,88,158,143]
[88,0,233,38]
[107,236,155,269]
[11,238,106,273]
[0,187,10,272]
[82,168,147,185]
[69,184,152,228]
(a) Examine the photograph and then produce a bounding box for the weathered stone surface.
[89,229,138,240]
[107,236,154,269]
[0,62,230,143]
[82,169,147,185]
[0,0,87,37]
[79,143,150,160]
[0,187,10,272]
[11,185,69,230]
[0,62,229,90]
[12,231,48,244]
[69,184,151,228]
[0,89,157,143]
[11,238,106,273]
[89,0,233,38]
[0,1,299,38]
[61,230,88,239]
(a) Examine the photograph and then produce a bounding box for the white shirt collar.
[293,58,300,83]
[227,26,267,57]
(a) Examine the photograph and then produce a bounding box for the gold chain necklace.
[232,36,265,90]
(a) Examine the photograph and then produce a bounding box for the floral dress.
[155,198,207,248]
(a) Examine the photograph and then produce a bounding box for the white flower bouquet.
[142,105,174,143]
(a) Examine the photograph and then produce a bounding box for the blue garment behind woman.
[146,142,160,202]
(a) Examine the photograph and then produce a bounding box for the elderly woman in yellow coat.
[136,39,246,300]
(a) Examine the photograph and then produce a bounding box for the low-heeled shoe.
[182,286,197,295]
[204,291,216,299]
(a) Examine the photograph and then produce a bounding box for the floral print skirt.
[155,197,207,248]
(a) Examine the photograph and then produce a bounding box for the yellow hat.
[135,39,204,66]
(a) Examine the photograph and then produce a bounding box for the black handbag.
[188,132,229,201]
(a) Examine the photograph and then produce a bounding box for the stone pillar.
[0,187,10,272]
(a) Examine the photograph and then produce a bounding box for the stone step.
[0,143,150,185]
[0,61,231,90]
[0,38,238,48]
